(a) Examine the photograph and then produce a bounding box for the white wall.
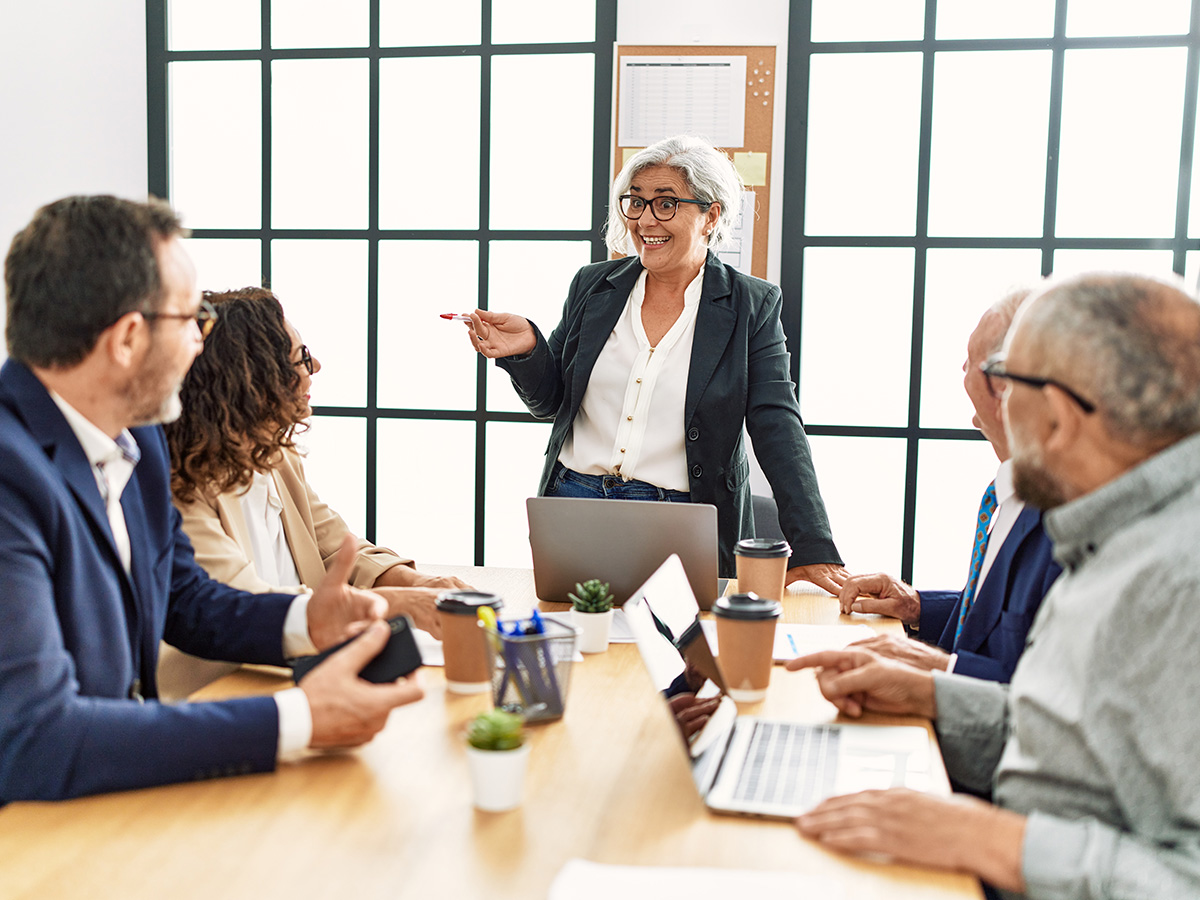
[616,0,791,285]
[0,0,149,357]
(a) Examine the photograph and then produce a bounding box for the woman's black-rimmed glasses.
[981,354,1096,414]
[142,298,219,339]
[294,345,314,375]
[618,194,712,221]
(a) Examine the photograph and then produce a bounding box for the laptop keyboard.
[732,721,840,810]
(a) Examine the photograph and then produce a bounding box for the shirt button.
[636,378,642,383]
[691,464,703,478]
[620,448,626,453]
[687,427,699,441]
[627,415,633,421]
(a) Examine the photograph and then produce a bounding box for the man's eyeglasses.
[294,345,313,375]
[980,354,1096,414]
[143,298,219,339]
[618,194,712,222]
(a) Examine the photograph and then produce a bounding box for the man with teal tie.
[835,290,1062,682]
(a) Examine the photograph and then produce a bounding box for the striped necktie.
[953,481,998,647]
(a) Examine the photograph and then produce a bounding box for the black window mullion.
[260,2,272,288]
[146,0,169,199]
[1040,0,1070,277]
[898,0,940,585]
[780,0,814,390]
[1172,0,1200,275]
[365,0,382,543]
[474,0,494,566]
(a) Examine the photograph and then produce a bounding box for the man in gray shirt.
[788,272,1200,898]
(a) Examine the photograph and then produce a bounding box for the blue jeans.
[547,462,692,503]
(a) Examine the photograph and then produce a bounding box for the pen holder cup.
[483,615,580,723]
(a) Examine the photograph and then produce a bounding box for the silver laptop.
[625,556,932,820]
[527,497,722,608]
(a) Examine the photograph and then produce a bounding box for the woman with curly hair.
[158,287,467,699]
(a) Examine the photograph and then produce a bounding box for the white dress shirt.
[558,267,703,492]
[50,393,313,756]
[239,470,303,590]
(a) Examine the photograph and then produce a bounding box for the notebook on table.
[527,496,724,608]
[624,557,932,820]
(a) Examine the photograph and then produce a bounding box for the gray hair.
[604,135,745,256]
[1018,273,1200,446]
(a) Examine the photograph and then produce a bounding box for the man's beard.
[124,345,185,426]
[1011,436,1067,510]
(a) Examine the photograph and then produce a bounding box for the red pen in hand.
[439,313,472,321]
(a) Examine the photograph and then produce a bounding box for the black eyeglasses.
[980,354,1096,414]
[142,298,219,339]
[618,194,712,222]
[294,345,313,375]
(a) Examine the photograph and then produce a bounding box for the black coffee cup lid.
[712,592,782,620]
[735,538,792,559]
[435,590,504,614]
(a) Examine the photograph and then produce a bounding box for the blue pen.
[787,633,799,658]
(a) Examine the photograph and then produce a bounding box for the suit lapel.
[273,466,326,586]
[0,361,123,566]
[956,506,1040,651]
[685,254,737,425]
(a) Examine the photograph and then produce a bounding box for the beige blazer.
[157,447,414,701]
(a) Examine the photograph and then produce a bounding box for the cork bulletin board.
[613,45,777,279]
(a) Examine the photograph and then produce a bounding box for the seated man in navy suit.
[0,195,423,802]
[836,290,1061,683]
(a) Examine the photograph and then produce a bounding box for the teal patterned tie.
[953,481,998,647]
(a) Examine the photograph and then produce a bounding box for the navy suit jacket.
[0,360,296,802]
[918,505,1061,682]
[497,253,841,577]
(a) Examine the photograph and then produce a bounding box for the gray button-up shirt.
[933,430,1200,899]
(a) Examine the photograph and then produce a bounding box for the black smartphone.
[290,615,423,684]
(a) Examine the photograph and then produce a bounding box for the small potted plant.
[569,579,614,653]
[464,709,530,812]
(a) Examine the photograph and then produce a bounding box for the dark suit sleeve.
[0,433,284,802]
[742,282,841,566]
[919,590,962,648]
[494,268,586,419]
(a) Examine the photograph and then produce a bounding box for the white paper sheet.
[701,620,877,662]
[618,55,747,148]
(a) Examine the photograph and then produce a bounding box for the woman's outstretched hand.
[467,309,537,359]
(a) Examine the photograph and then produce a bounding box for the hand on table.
[467,309,536,359]
[796,788,1026,893]
[376,565,474,593]
[373,586,443,639]
[836,572,921,625]
[785,648,936,720]
[786,563,851,595]
[667,692,722,741]
[299,619,425,749]
[307,534,388,650]
[848,633,952,672]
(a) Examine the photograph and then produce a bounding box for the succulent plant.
[466,709,525,751]
[569,579,614,614]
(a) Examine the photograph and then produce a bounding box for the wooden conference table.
[0,566,982,900]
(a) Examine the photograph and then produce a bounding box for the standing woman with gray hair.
[465,135,846,591]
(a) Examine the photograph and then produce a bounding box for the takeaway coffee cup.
[436,590,504,694]
[735,538,792,603]
[712,592,782,703]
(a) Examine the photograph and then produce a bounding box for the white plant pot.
[465,743,531,812]
[574,608,614,653]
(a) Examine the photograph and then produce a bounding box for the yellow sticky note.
[622,147,644,168]
[734,151,768,186]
